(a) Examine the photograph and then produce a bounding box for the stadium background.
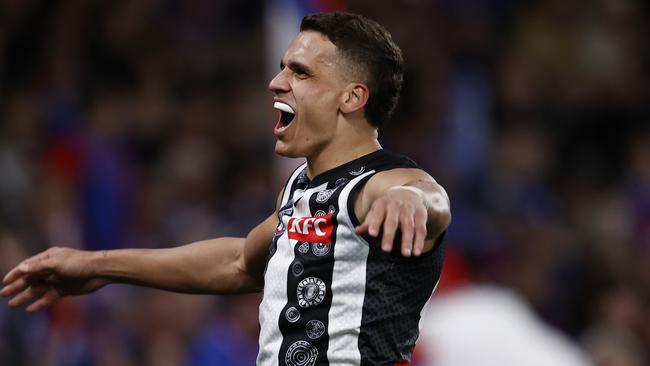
[0,0,648,365]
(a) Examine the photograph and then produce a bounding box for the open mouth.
[274,101,295,127]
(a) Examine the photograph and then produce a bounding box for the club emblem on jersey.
[335,178,349,187]
[292,262,304,276]
[311,243,330,256]
[315,189,335,203]
[328,205,336,214]
[288,214,334,244]
[349,166,365,176]
[285,307,300,323]
[297,242,310,254]
[297,277,326,308]
[285,340,318,366]
[305,320,325,339]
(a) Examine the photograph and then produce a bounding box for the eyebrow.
[280,60,313,75]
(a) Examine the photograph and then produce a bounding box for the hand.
[355,186,428,257]
[1,247,108,312]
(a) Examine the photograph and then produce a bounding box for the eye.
[282,61,312,80]
[293,67,311,79]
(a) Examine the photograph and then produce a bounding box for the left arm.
[355,168,451,257]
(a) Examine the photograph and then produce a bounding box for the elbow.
[233,255,264,294]
[427,207,451,241]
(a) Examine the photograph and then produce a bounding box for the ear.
[339,83,369,114]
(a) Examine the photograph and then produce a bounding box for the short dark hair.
[300,12,403,128]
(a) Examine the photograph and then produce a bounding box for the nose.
[268,68,290,94]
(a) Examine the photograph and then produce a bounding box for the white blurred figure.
[418,286,591,366]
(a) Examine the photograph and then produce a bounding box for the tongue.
[274,102,295,115]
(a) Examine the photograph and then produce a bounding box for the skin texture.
[1,30,451,312]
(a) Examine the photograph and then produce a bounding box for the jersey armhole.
[346,174,376,228]
[346,173,448,258]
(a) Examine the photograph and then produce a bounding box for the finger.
[2,264,28,285]
[364,201,387,238]
[381,203,400,252]
[355,222,369,235]
[399,207,415,257]
[8,285,48,308]
[26,288,61,312]
[0,276,29,297]
[413,210,427,255]
[412,209,428,256]
[3,251,54,284]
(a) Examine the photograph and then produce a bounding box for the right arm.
[94,211,278,294]
[1,210,279,312]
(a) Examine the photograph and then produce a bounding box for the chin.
[274,141,297,158]
[274,141,309,159]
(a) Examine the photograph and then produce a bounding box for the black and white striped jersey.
[257,149,446,366]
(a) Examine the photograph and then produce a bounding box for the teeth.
[274,102,295,115]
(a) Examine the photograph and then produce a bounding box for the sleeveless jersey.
[257,149,446,366]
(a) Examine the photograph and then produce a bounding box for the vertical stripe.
[257,226,296,366]
[258,163,307,366]
[278,181,336,365]
[327,170,375,365]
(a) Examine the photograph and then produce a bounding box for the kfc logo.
[287,214,334,243]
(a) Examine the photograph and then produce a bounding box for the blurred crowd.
[0,0,648,365]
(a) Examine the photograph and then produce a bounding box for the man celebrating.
[2,12,450,366]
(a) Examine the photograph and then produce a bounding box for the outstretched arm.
[1,211,278,312]
[355,168,451,257]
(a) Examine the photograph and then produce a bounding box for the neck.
[306,136,381,179]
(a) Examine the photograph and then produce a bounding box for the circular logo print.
[285,340,318,366]
[349,166,365,176]
[314,210,326,217]
[315,189,334,203]
[328,205,336,214]
[285,307,300,323]
[297,242,310,254]
[292,262,304,276]
[297,277,326,308]
[311,243,330,256]
[305,320,326,339]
